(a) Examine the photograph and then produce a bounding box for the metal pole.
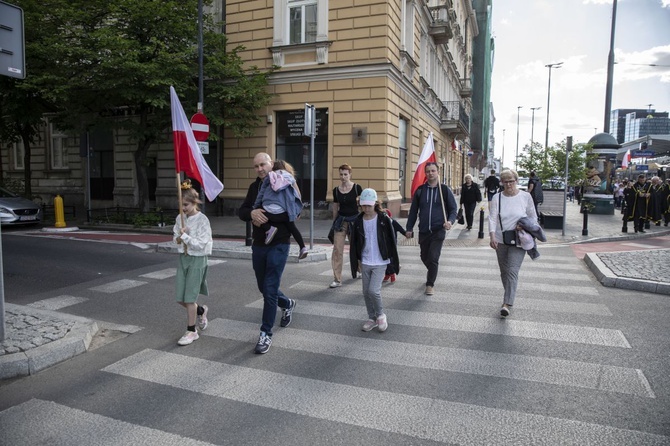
[197,0,204,110]
[544,62,563,163]
[501,129,505,170]
[603,0,617,133]
[515,106,522,170]
[530,107,541,165]
[86,132,91,222]
[0,223,4,341]
[562,136,571,236]
[310,106,315,250]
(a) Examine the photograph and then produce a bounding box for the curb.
[0,304,99,380]
[584,253,670,296]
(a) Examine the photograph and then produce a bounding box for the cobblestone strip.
[1,309,75,356]
[597,249,670,283]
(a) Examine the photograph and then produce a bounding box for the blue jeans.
[252,243,291,336]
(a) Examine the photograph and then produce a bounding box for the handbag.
[457,207,465,225]
[502,230,517,246]
[498,193,517,246]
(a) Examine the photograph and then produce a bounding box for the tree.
[2,0,275,211]
[517,139,597,185]
[0,0,65,198]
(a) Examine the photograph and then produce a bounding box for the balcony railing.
[427,5,453,44]
[440,101,470,136]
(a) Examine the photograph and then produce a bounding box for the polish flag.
[621,149,631,168]
[410,132,437,196]
[451,139,461,151]
[170,86,223,201]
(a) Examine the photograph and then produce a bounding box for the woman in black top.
[460,174,482,230]
[330,163,363,287]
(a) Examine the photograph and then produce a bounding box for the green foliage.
[517,139,597,185]
[1,0,276,210]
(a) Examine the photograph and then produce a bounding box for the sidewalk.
[2,197,669,380]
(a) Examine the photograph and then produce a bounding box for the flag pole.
[437,174,448,225]
[176,174,188,254]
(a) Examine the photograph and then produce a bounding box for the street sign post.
[0,1,26,80]
[632,151,653,157]
[190,112,209,154]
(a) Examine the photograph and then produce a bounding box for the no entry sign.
[190,112,209,142]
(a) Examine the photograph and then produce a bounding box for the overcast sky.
[490,0,670,167]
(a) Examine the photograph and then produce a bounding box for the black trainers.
[254,332,272,354]
[280,299,296,327]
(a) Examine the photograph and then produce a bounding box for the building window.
[289,0,317,44]
[402,0,414,55]
[12,140,24,170]
[49,123,69,169]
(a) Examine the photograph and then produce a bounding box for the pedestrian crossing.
[2,246,668,445]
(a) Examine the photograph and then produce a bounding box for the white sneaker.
[329,281,341,288]
[197,305,208,331]
[377,314,388,332]
[361,319,378,332]
[177,331,199,346]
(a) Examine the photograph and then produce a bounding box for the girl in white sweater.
[173,181,213,345]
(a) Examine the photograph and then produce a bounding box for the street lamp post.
[530,106,542,165]
[501,128,506,170]
[516,106,523,170]
[544,62,563,163]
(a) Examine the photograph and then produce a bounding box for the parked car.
[517,177,529,191]
[0,187,42,225]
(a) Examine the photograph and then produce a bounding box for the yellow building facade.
[221,0,477,217]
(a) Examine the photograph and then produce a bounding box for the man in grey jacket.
[405,162,458,295]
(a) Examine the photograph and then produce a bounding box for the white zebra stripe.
[245,300,630,348]
[102,349,668,445]
[204,319,653,397]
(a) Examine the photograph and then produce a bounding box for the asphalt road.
[1,233,669,445]
[1,229,174,301]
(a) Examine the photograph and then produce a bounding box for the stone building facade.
[221,0,479,217]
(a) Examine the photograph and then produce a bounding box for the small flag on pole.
[410,132,437,196]
[170,86,223,201]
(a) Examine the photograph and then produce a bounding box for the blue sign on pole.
[635,165,648,171]
[632,151,654,157]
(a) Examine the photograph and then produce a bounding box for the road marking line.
[27,295,88,310]
[289,281,613,316]
[103,349,667,445]
[0,399,214,445]
[206,319,653,397]
[246,300,630,348]
[89,279,147,293]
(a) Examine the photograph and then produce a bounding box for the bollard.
[582,206,588,236]
[621,215,628,233]
[478,206,485,239]
[54,195,66,228]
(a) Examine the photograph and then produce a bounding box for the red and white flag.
[170,86,223,202]
[410,132,437,196]
[621,149,631,168]
[451,139,461,151]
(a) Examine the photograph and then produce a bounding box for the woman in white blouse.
[488,169,537,317]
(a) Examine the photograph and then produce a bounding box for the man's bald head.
[253,152,273,179]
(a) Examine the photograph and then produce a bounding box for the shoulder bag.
[498,193,517,246]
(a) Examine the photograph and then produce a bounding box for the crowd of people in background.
[617,175,670,231]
